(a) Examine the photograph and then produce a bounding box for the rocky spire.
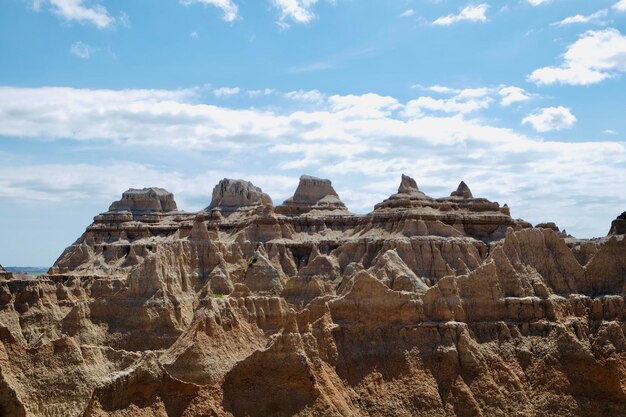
[207,179,272,214]
[450,181,473,199]
[398,174,419,194]
[109,188,177,213]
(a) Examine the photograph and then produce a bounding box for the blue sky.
[1,0,626,266]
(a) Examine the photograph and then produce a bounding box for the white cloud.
[522,106,576,132]
[283,89,325,102]
[0,87,626,236]
[604,129,618,135]
[498,86,531,106]
[552,9,608,27]
[0,86,625,239]
[432,4,488,26]
[329,93,400,119]
[424,85,457,94]
[413,85,491,98]
[404,96,491,117]
[69,41,93,59]
[38,0,114,28]
[179,0,238,22]
[614,0,626,12]
[404,86,492,116]
[400,9,414,18]
[212,87,240,97]
[190,31,199,38]
[247,88,274,96]
[527,0,550,5]
[529,28,626,86]
[272,0,319,27]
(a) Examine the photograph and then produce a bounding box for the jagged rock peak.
[450,181,473,199]
[398,174,419,194]
[276,175,348,215]
[207,178,272,213]
[609,211,626,235]
[109,187,177,213]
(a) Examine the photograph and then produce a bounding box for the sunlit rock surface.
[1,174,626,417]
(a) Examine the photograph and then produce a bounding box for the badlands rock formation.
[1,174,626,417]
[0,264,11,280]
[276,175,348,216]
[109,187,177,213]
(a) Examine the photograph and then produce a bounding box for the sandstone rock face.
[609,211,626,235]
[276,175,348,216]
[207,178,272,215]
[109,187,177,213]
[2,176,626,417]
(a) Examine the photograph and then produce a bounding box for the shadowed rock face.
[276,175,348,216]
[2,175,626,417]
[207,178,272,214]
[609,212,626,235]
[109,187,177,213]
[0,264,11,280]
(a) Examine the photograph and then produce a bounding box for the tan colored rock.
[2,176,626,416]
[276,175,349,216]
[207,178,272,214]
[109,187,177,212]
[243,251,283,295]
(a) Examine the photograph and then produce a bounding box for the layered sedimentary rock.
[207,178,272,215]
[1,174,626,417]
[109,187,177,213]
[276,175,348,216]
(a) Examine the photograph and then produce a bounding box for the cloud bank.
[0,85,624,239]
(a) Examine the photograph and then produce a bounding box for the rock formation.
[609,211,626,235]
[207,178,272,215]
[0,264,11,280]
[109,187,177,213]
[276,175,348,216]
[450,181,473,199]
[1,174,626,417]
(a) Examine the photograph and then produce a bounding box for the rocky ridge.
[0,174,625,417]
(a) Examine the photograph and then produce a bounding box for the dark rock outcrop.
[609,211,626,235]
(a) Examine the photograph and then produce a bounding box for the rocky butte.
[1,174,626,417]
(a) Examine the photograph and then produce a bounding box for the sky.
[1,0,626,266]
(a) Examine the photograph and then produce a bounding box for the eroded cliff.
[1,176,625,417]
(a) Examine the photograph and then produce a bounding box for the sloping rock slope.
[1,176,626,417]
